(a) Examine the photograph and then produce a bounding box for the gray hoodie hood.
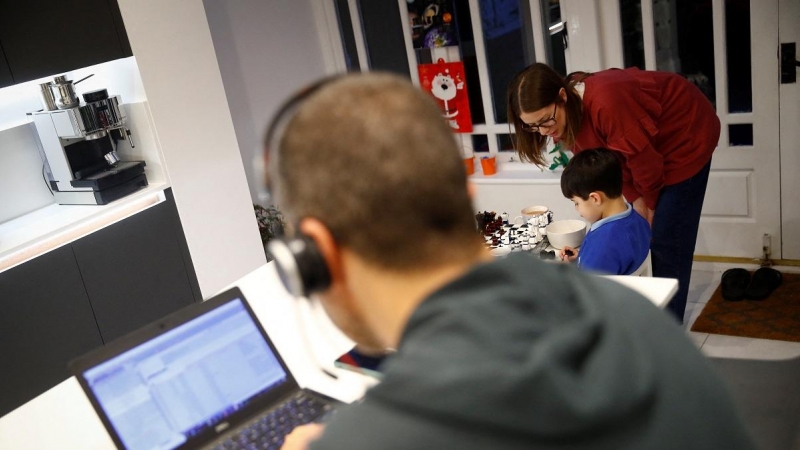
[381,254,659,437]
[314,254,755,450]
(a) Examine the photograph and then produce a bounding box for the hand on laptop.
[282,423,326,450]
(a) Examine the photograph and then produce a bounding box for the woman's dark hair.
[560,148,623,200]
[507,63,590,166]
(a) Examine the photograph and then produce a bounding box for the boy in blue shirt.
[558,148,651,275]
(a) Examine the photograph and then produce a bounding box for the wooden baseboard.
[693,255,800,267]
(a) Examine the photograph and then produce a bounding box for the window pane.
[411,0,486,125]
[334,0,361,70]
[620,0,645,69]
[358,0,410,77]
[541,0,567,76]
[497,134,515,152]
[653,0,716,108]
[478,0,536,124]
[729,124,753,146]
[472,134,490,153]
[725,0,752,113]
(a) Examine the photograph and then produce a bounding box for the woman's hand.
[559,246,578,262]
[632,198,655,226]
[281,424,326,450]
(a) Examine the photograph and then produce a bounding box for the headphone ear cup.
[267,235,332,298]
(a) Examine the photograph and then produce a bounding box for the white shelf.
[469,162,563,184]
[0,182,169,274]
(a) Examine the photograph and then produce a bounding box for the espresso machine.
[32,75,147,205]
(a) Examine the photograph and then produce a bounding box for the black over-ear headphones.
[264,76,343,298]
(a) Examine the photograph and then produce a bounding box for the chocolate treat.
[539,250,555,260]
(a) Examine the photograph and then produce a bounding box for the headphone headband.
[264,76,343,298]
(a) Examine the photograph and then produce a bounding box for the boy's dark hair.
[560,148,623,200]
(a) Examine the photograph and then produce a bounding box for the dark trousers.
[652,161,712,324]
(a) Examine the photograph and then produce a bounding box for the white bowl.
[545,219,587,249]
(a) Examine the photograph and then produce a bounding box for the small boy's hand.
[559,246,578,262]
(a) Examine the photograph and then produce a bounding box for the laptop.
[69,287,340,450]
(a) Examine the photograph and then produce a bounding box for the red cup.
[480,156,497,175]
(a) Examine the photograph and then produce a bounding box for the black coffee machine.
[32,83,147,205]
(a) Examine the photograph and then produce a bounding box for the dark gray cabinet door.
[0,0,132,84]
[0,44,12,89]
[71,197,196,344]
[0,245,104,417]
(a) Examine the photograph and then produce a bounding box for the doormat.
[691,272,800,342]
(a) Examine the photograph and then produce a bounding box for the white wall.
[203,0,330,205]
[118,0,266,298]
[0,125,54,223]
[472,176,582,224]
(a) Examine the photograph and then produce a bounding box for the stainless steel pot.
[50,74,94,110]
[38,82,57,111]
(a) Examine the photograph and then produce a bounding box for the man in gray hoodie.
[263,73,756,450]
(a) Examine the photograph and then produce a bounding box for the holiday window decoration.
[418,59,473,133]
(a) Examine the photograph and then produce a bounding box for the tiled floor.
[684,261,800,360]
[683,263,800,450]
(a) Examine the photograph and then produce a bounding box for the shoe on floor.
[744,267,783,300]
[721,268,751,301]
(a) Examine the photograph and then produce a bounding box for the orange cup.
[480,156,497,175]
[463,156,475,175]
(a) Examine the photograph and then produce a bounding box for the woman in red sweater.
[507,63,720,324]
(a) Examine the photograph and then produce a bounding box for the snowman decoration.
[430,68,465,130]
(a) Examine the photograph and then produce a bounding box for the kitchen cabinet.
[0,245,104,418]
[72,190,198,343]
[0,188,200,417]
[0,0,132,85]
[0,45,12,89]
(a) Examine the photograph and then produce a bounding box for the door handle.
[549,21,568,50]
[781,43,797,84]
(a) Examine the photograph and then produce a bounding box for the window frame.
[313,0,632,166]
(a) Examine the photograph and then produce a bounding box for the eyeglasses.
[520,103,558,133]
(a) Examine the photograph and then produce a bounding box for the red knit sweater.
[570,68,720,209]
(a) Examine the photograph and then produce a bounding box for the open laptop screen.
[81,298,287,450]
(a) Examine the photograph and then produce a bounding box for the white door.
[695,0,782,259]
[780,0,800,260]
[585,0,783,259]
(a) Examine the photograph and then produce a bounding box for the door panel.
[0,45,12,88]
[0,245,104,417]
[71,200,196,344]
[701,171,750,217]
[0,0,127,84]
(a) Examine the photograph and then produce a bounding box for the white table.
[601,275,678,309]
[0,264,677,449]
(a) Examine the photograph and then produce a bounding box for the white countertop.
[0,182,169,274]
[0,263,676,449]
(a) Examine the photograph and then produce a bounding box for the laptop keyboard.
[210,392,334,450]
